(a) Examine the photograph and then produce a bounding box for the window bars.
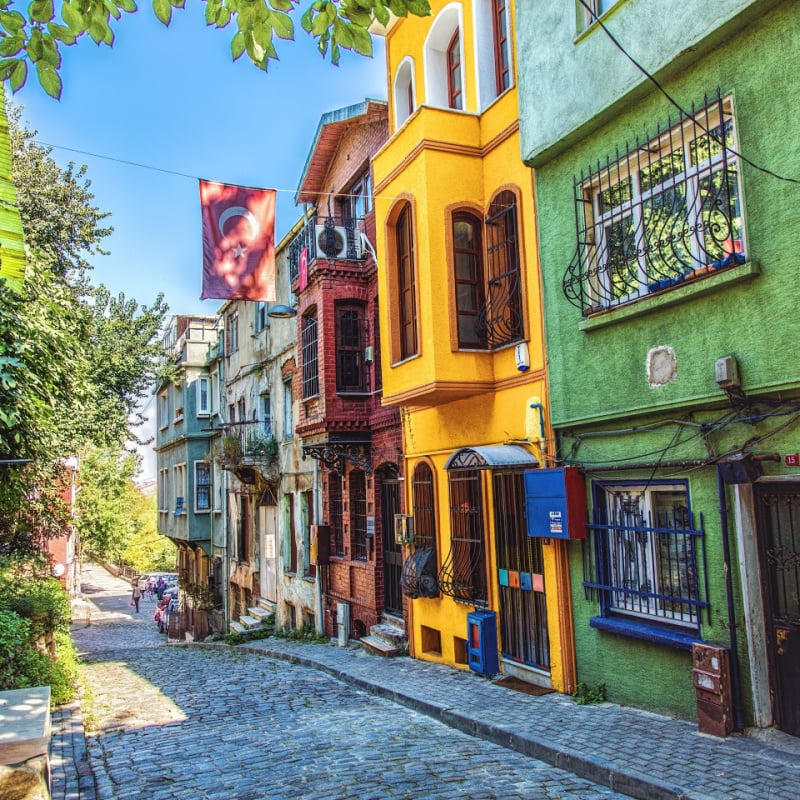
[439,469,487,605]
[582,492,709,629]
[564,90,745,314]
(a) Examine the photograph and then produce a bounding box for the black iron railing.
[218,421,277,465]
[288,214,366,284]
[564,90,745,315]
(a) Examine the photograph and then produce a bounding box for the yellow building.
[371,0,577,693]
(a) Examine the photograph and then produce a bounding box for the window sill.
[589,615,701,651]
[579,260,760,332]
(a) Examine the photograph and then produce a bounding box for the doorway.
[379,466,403,614]
[493,471,550,671]
[754,482,800,736]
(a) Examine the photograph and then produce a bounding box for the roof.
[294,98,388,206]
[444,445,538,471]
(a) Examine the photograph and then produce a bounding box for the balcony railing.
[288,215,366,284]
[218,421,277,469]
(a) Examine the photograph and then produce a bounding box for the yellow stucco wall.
[372,2,576,693]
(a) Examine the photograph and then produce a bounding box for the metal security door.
[755,482,800,736]
[380,469,403,614]
[493,471,550,670]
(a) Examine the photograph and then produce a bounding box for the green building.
[516,0,800,735]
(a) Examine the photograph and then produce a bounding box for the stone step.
[238,614,262,630]
[369,623,407,650]
[229,621,247,635]
[381,612,405,632]
[248,605,273,622]
[359,634,402,658]
[258,599,277,614]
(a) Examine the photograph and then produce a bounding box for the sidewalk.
[215,637,800,800]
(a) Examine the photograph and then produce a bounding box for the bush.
[0,574,71,640]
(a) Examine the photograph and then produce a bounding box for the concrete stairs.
[360,612,407,657]
[229,599,275,635]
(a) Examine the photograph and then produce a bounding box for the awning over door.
[444,445,538,471]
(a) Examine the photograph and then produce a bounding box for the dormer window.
[424,4,464,111]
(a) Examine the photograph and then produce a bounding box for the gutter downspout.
[717,466,745,731]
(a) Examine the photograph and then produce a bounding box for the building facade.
[286,99,406,645]
[517,0,800,734]
[155,315,223,638]
[371,1,578,693]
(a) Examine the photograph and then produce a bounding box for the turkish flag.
[199,180,277,301]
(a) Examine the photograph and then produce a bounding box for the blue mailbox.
[467,609,499,677]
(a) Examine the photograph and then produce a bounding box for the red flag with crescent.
[199,180,277,301]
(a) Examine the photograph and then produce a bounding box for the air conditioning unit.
[315,225,361,260]
[336,601,350,647]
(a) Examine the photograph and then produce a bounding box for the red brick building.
[288,99,405,645]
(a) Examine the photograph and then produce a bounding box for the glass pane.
[455,252,477,281]
[457,283,478,311]
[641,184,691,273]
[453,220,474,249]
[599,177,632,215]
[603,216,638,299]
[458,316,481,346]
[640,148,685,193]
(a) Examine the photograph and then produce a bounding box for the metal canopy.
[444,445,538,471]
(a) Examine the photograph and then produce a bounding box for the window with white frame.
[158,391,169,429]
[158,467,169,513]
[195,461,211,512]
[226,311,239,354]
[197,375,211,417]
[283,377,294,440]
[173,463,187,515]
[255,301,268,333]
[393,57,415,128]
[260,393,272,438]
[579,0,620,30]
[475,0,512,109]
[585,481,706,628]
[301,311,319,398]
[424,4,464,111]
[564,93,745,314]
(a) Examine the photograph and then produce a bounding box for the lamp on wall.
[267,304,298,319]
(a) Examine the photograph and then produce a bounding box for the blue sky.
[16,5,388,316]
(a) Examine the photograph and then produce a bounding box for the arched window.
[396,204,418,360]
[301,311,319,398]
[424,4,464,110]
[484,190,523,347]
[452,212,487,348]
[394,57,415,128]
[412,462,437,556]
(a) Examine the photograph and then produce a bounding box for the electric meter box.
[524,466,587,540]
[467,610,499,677]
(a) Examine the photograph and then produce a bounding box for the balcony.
[217,421,278,484]
[288,215,366,285]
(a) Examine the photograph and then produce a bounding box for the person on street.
[131,578,142,613]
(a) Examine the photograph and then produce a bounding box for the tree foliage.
[0,0,431,99]
[0,108,169,557]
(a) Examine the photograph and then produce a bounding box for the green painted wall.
[527,2,800,720]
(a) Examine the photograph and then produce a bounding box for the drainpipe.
[314,458,324,634]
[717,467,745,731]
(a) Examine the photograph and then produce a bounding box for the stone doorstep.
[229,621,247,634]
[381,612,405,631]
[247,606,274,622]
[238,615,262,630]
[359,634,402,657]
[369,623,407,650]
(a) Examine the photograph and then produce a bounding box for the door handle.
[776,628,789,656]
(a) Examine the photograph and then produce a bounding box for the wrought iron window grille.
[301,314,319,399]
[564,90,745,315]
[439,469,488,605]
[582,503,710,630]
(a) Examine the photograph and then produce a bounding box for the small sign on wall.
[366,516,375,537]
[785,453,800,467]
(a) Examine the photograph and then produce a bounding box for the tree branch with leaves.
[0,0,431,99]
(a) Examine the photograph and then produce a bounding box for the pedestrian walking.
[131,578,142,613]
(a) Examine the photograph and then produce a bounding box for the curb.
[188,639,692,800]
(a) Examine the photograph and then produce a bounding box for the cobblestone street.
[68,564,628,800]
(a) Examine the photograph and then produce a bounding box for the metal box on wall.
[692,643,733,737]
[524,467,587,540]
[467,610,499,677]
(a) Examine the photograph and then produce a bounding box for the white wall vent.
[336,601,351,647]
